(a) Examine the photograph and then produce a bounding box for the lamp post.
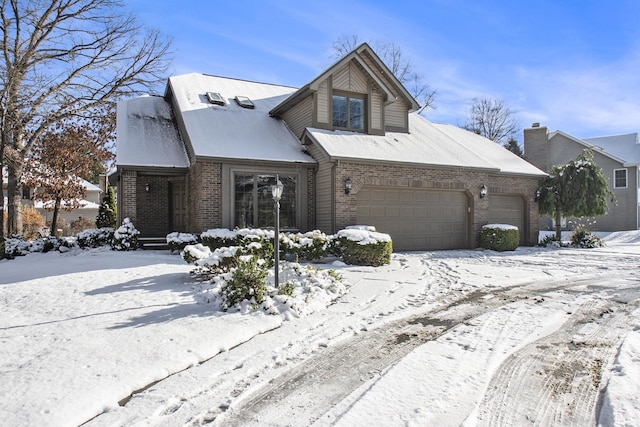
[271,175,284,288]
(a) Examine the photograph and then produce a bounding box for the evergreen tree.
[537,149,615,239]
[503,138,524,158]
[96,186,117,229]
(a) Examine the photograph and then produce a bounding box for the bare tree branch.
[0,0,172,235]
[464,97,519,146]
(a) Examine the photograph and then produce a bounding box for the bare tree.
[0,0,171,236]
[464,97,519,146]
[331,35,436,113]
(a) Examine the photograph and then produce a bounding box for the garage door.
[488,195,525,244]
[356,187,469,251]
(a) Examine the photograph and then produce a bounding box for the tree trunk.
[51,197,62,237]
[0,160,4,238]
[555,209,562,241]
[6,163,23,236]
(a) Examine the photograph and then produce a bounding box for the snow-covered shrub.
[480,224,519,251]
[111,218,140,251]
[184,245,242,279]
[332,228,392,266]
[281,230,330,261]
[538,234,564,248]
[195,260,345,316]
[77,227,114,248]
[3,235,31,258]
[201,228,240,250]
[181,243,213,264]
[166,232,199,253]
[570,226,604,248]
[221,256,268,308]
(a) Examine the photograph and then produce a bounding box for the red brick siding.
[119,170,137,225]
[188,161,222,233]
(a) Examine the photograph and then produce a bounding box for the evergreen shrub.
[111,218,140,251]
[480,224,519,251]
[332,228,392,266]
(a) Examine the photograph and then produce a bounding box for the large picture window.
[234,174,297,229]
[614,169,627,188]
[332,93,365,131]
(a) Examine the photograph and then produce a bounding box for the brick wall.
[188,161,222,232]
[119,170,137,225]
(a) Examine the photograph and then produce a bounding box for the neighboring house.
[27,179,102,228]
[524,123,639,231]
[114,43,546,251]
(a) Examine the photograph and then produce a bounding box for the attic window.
[206,92,225,106]
[235,95,255,109]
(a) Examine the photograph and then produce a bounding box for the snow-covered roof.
[116,95,189,168]
[167,74,315,164]
[582,133,640,166]
[306,114,547,176]
[34,199,100,210]
[80,179,102,193]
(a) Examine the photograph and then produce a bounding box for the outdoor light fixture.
[271,176,284,288]
[345,177,352,195]
[145,183,150,192]
[535,189,541,202]
[479,184,488,199]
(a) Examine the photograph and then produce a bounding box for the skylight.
[235,95,255,109]
[206,92,225,106]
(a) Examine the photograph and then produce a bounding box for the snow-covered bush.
[195,260,345,316]
[201,228,241,250]
[221,256,268,308]
[111,218,140,251]
[480,224,519,251]
[3,235,32,258]
[570,226,604,248]
[183,244,242,278]
[538,234,564,248]
[332,228,392,266]
[281,230,331,261]
[166,232,199,253]
[77,227,114,248]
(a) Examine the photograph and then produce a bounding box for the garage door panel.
[357,187,468,251]
[371,206,386,217]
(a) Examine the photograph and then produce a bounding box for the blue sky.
[127,0,640,140]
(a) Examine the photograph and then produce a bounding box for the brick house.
[114,43,546,251]
[524,123,640,232]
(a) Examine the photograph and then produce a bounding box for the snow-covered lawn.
[1,232,639,426]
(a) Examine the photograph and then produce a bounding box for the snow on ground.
[0,234,639,426]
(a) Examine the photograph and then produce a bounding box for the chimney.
[523,124,550,172]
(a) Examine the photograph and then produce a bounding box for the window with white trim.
[614,168,627,188]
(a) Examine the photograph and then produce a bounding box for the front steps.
[138,237,169,251]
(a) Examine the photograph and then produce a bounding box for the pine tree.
[537,149,615,239]
[96,186,117,229]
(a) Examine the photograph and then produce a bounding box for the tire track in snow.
[210,278,614,426]
[474,296,638,426]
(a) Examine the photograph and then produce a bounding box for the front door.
[170,180,187,231]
